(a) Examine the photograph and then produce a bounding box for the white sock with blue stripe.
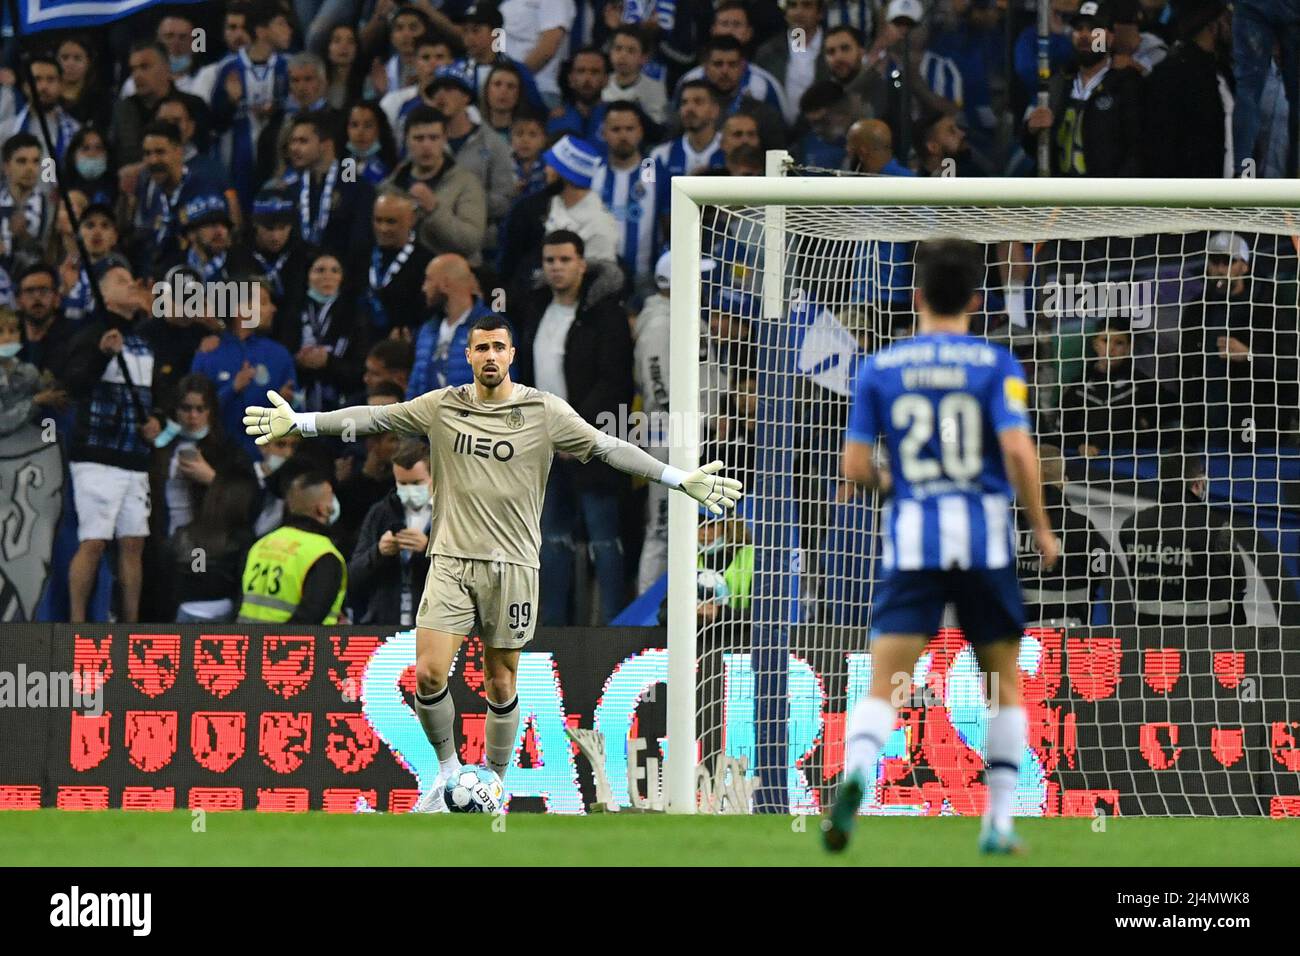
[983,705,1027,834]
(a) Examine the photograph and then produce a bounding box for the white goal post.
[665,165,1300,816]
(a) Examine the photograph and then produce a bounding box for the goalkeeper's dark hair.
[915,238,983,316]
[468,313,514,344]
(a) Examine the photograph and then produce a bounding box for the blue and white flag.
[10,0,203,34]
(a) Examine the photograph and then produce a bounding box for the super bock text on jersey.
[847,333,1033,642]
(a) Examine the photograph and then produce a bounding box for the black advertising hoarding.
[2,625,668,813]
[0,624,1297,815]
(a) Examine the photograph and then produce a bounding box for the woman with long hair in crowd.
[60,126,117,208]
[277,252,368,413]
[344,100,398,184]
[482,62,527,139]
[167,474,260,622]
[325,22,367,107]
[56,35,110,129]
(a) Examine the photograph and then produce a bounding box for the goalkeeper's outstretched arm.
[243,390,435,443]
[547,394,743,516]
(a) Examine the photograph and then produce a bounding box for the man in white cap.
[1179,231,1298,448]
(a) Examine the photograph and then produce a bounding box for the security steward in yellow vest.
[238,472,348,624]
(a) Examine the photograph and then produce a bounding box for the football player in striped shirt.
[822,238,1059,855]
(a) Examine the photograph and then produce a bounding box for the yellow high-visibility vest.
[237,524,346,625]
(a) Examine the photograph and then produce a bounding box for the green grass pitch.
[0,812,1294,866]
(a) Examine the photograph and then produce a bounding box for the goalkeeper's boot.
[978,825,1024,856]
[820,772,865,853]
[412,769,452,814]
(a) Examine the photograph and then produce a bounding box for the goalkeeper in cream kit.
[245,314,742,811]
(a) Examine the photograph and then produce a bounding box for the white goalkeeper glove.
[243,390,309,445]
[677,460,744,516]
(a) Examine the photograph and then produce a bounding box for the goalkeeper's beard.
[475,364,505,388]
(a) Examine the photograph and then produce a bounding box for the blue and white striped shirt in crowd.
[622,0,676,29]
[847,334,1031,571]
[825,0,874,36]
[920,51,964,110]
[591,159,660,287]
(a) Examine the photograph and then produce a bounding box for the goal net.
[664,167,1300,818]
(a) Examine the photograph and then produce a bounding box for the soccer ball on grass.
[444,766,505,813]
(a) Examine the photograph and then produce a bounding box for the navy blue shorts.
[870,566,1026,644]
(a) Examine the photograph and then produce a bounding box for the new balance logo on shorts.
[452,432,515,461]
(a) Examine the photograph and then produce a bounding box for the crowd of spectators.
[2,0,1298,627]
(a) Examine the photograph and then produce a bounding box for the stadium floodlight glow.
[666,160,1300,816]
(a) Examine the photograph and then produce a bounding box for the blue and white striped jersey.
[591,160,660,286]
[847,333,1031,571]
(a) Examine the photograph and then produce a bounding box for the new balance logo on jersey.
[453,432,515,461]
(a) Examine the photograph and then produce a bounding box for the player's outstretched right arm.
[243,390,439,444]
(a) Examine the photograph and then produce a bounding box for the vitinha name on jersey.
[50,886,151,936]
[452,432,516,461]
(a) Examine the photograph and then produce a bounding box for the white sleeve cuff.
[661,465,687,488]
[297,412,318,437]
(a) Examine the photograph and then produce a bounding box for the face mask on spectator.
[306,287,338,305]
[349,141,381,158]
[327,496,341,525]
[153,419,182,447]
[181,424,210,440]
[263,453,287,473]
[75,155,108,179]
[397,484,431,510]
[170,53,192,74]
[0,342,21,358]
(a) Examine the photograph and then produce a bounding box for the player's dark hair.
[367,379,407,402]
[141,119,184,145]
[914,238,982,316]
[2,131,41,162]
[393,438,430,470]
[542,229,585,257]
[467,313,514,344]
[369,337,414,374]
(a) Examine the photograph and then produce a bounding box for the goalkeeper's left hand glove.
[679,460,744,516]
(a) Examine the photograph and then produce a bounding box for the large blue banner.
[10,0,203,33]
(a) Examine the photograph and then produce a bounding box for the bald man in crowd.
[407,253,513,395]
[846,118,914,176]
[367,188,436,335]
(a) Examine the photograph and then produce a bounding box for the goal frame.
[664,166,1300,814]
